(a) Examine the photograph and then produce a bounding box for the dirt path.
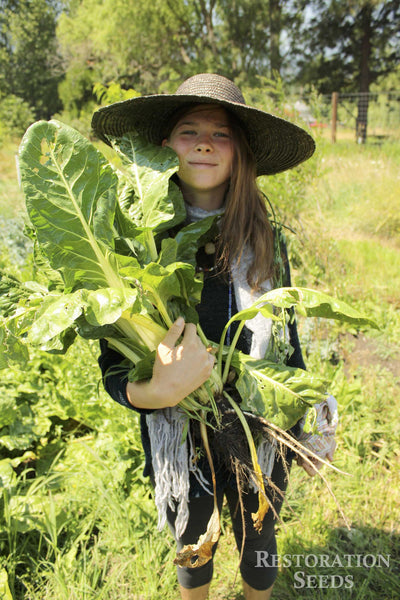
[341,332,400,379]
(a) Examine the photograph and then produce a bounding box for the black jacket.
[98,237,305,481]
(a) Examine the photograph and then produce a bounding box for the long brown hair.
[164,104,276,290]
[218,114,275,290]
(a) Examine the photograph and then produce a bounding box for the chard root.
[255,416,351,530]
[174,415,221,568]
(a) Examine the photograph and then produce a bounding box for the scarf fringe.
[147,408,276,537]
[146,408,190,538]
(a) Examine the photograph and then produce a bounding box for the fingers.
[297,456,321,477]
[181,321,198,342]
[158,318,214,375]
[161,318,199,348]
[151,317,215,406]
[161,317,186,348]
[163,319,207,354]
[326,440,336,462]
[298,442,337,477]
[183,322,215,368]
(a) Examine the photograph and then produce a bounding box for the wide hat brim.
[91,81,315,176]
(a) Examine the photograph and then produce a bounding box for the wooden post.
[331,92,338,143]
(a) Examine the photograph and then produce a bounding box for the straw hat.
[91,73,315,176]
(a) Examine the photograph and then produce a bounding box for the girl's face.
[162,105,233,209]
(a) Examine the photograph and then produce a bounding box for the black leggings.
[167,454,291,591]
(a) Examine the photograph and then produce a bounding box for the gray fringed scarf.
[146,204,279,537]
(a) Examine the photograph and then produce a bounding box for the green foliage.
[1,0,398,132]
[295,0,400,94]
[0,94,35,138]
[56,0,308,114]
[234,356,326,430]
[93,82,140,105]
[0,0,63,119]
[0,338,161,599]
[56,0,179,105]
[56,63,98,133]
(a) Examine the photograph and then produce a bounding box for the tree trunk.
[356,2,372,143]
[269,0,282,77]
[198,0,218,57]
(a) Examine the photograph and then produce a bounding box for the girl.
[92,73,337,600]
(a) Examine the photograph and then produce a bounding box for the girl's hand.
[296,395,338,477]
[297,440,336,476]
[126,317,215,410]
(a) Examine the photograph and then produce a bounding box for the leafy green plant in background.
[0,95,35,139]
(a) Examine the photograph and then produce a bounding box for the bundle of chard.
[0,121,377,567]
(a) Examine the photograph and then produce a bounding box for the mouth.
[188,161,218,167]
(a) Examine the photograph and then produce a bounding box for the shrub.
[0,95,35,138]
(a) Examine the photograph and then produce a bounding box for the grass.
[0,141,24,219]
[0,135,399,598]
[314,141,400,241]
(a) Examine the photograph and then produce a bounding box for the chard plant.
[0,120,377,566]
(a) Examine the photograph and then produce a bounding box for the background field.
[0,134,399,599]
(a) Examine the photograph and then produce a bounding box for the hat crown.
[175,73,246,106]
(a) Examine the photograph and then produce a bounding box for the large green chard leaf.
[83,288,140,326]
[120,259,203,326]
[18,120,124,291]
[173,216,220,265]
[113,133,186,233]
[24,224,65,291]
[232,354,327,430]
[27,290,84,344]
[158,241,204,306]
[26,287,140,344]
[113,202,149,263]
[229,286,379,330]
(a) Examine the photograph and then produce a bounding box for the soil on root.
[190,395,289,490]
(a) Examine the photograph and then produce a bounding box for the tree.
[57,0,310,113]
[57,0,184,109]
[0,0,63,120]
[295,0,400,141]
[0,0,19,97]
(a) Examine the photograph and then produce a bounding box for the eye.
[214,131,231,139]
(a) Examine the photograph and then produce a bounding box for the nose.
[195,134,213,152]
